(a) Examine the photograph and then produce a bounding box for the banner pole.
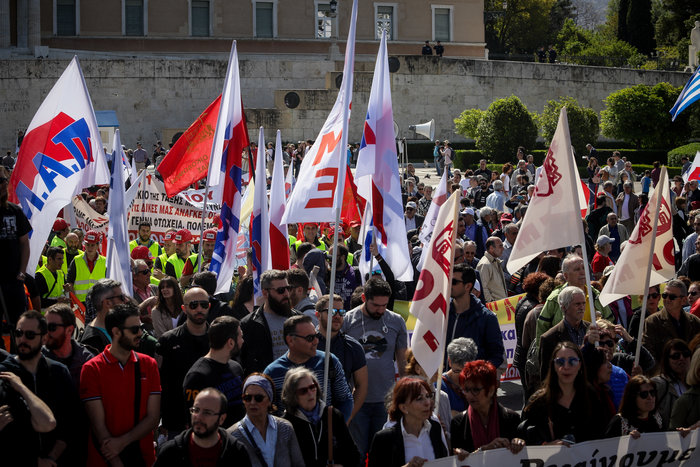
[195,180,211,274]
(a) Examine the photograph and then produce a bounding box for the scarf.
[468,398,500,449]
[300,402,322,425]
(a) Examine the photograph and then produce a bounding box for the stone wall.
[0,55,691,152]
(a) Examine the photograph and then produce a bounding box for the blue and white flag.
[670,66,700,121]
[106,129,133,296]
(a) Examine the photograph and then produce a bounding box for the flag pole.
[633,168,665,368]
[195,180,211,273]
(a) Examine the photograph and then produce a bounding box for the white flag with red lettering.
[507,108,585,274]
[417,171,449,269]
[281,0,358,223]
[410,191,460,379]
[599,167,675,305]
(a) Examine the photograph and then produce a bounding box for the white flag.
[507,108,584,274]
[599,167,675,305]
[106,129,133,296]
[410,191,460,379]
[683,151,700,182]
[418,171,449,270]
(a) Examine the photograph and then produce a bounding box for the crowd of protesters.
[0,141,699,467]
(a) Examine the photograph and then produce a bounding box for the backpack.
[525,338,541,388]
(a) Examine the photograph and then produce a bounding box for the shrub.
[472,96,538,163]
[668,143,700,166]
[536,97,599,158]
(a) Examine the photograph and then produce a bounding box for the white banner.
[177,187,222,211]
[423,430,699,467]
[71,196,109,235]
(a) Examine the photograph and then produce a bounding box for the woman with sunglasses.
[368,377,448,467]
[450,360,524,456]
[519,341,604,445]
[670,349,700,430]
[282,367,359,467]
[605,376,663,437]
[652,339,692,429]
[149,276,184,338]
[229,373,305,467]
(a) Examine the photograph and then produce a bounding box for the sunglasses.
[266,286,292,295]
[297,383,317,396]
[187,300,210,310]
[598,340,615,348]
[689,291,699,297]
[452,278,464,285]
[669,350,692,360]
[14,329,45,339]
[322,308,346,316]
[292,333,321,343]
[647,293,660,299]
[136,269,150,275]
[638,389,657,399]
[554,357,581,367]
[47,322,67,332]
[662,293,681,301]
[121,325,142,334]
[242,394,266,403]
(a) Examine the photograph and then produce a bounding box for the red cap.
[163,231,175,242]
[203,229,217,241]
[173,229,192,244]
[500,213,513,223]
[131,245,153,260]
[349,220,361,228]
[84,231,100,244]
[53,218,68,232]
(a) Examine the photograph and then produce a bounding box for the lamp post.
[326,0,339,59]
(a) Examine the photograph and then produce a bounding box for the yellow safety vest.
[73,255,107,302]
[129,239,161,259]
[50,236,67,249]
[166,254,186,280]
[37,266,65,299]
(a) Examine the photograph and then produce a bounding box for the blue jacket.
[446,295,505,368]
[609,364,628,409]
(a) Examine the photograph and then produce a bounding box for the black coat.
[450,403,521,452]
[368,419,447,467]
[240,305,300,375]
[154,428,252,467]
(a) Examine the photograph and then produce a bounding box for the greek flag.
[670,66,700,121]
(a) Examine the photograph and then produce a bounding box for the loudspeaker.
[409,119,435,140]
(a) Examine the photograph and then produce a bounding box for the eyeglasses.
[189,407,222,417]
[106,294,126,302]
[669,350,692,360]
[14,329,45,339]
[136,269,150,275]
[598,340,615,348]
[463,386,484,395]
[554,357,581,368]
[121,325,142,335]
[266,286,292,295]
[452,278,464,285]
[322,308,346,316]
[297,383,317,396]
[292,333,321,343]
[187,300,210,310]
[47,323,67,332]
[638,389,657,399]
[662,293,681,301]
[647,293,660,299]
[243,394,266,403]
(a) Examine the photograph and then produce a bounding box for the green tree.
[454,108,485,139]
[653,0,700,62]
[556,18,639,66]
[536,97,599,157]
[485,0,555,54]
[548,0,577,44]
[617,0,629,41]
[473,96,538,162]
[600,83,691,149]
[626,0,655,55]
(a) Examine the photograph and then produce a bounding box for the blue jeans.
[434,155,443,176]
[349,401,387,456]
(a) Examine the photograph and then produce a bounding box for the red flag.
[341,166,365,226]
[159,95,221,197]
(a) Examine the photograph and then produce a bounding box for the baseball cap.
[163,231,175,242]
[174,229,193,244]
[131,246,153,260]
[53,218,68,232]
[461,207,475,216]
[84,231,100,244]
[349,220,361,228]
[500,213,513,223]
[406,201,417,210]
[596,235,616,247]
[203,229,217,241]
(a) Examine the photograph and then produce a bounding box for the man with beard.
[155,388,251,466]
[0,310,78,465]
[63,232,83,272]
[66,230,107,304]
[240,269,299,374]
[158,287,211,439]
[341,277,408,457]
[165,229,193,281]
[36,246,69,309]
[183,316,246,428]
[129,221,162,259]
[81,303,161,467]
[79,278,128,352]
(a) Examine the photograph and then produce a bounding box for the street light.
[329,0,337,18]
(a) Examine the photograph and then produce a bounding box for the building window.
[316,2,332,38]
[56,0,76,36]
[192,0,210,36]
[375,4,395,40]
[255,1,274,38]
[125,0,144,36]
[432,6,452,42]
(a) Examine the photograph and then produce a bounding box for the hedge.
[668,143,700,166]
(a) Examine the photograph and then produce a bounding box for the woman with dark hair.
[450,360,523,454]
[500,163,513,194]
[281,367,359,467]
[229,373,305,467]
[587,157,600,205]
[537,255,561,278]
[230,275,255,320]
[605,376,663,437]
[368,378,448,467]
[670,349,700,430]
[652,339,692,429]
[149,276,184,338]
[518,341,605,445]
[582,347,615,427]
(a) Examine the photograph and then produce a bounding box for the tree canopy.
[471,96,538,163]
[537,97,599,157]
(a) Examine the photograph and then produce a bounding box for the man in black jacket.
[155,388,251,466]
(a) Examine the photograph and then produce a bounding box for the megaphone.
[409,119,435,140]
